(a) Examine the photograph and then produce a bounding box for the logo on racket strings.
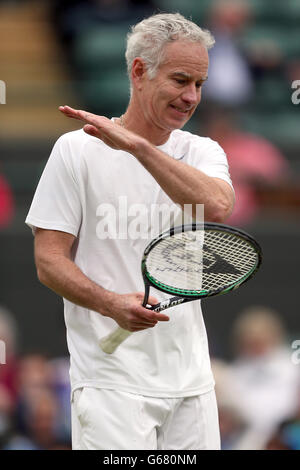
[203,247,241,275]
[154,241,241,276]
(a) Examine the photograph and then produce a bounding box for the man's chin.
[170,118,189,130]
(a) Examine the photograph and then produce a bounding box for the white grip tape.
[99,327,132,354]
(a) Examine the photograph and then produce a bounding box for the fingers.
[59,105,82,120]
[59,105,96,124]
[135,292,158,306]
[147,295,159,306]
[134,304,170,323]
[130,322,157,331]
[83,124,99,136]
[59,106,108,128]
[59,105,138,155]
[153,312,170,322]
[129,313,169,331]
[133,293,170,322]
[83,124,117,149]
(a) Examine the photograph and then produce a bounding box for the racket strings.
[145,229,258,294]
[206,231,256,271]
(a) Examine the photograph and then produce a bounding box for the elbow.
[36,266,46,286]
[206,199,234,224]
[206,212,226,224]
[36,260,50,287]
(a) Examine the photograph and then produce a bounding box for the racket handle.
[99,327,132,354]
[99,297,188,353]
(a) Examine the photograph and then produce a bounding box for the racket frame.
[142,222,262,307]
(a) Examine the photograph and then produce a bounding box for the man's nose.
[181,84,200,105]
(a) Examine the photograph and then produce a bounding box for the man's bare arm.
[34,228,169,331]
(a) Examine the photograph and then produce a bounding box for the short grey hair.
[125,13,215,83]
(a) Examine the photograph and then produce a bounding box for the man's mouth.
[170,105,190,114]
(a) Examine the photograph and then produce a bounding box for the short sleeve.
[189,136,234,190]
[25,133,82,236]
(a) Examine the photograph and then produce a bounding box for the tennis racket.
[99,222,262,354]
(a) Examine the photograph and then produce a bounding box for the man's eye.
[175,79,185,85]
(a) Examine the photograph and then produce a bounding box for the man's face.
[139,40,209,132]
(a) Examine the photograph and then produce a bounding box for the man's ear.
[131,57,147,90]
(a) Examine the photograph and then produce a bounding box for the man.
[26,13,234,450]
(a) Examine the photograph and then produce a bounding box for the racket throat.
[142,283,150,308]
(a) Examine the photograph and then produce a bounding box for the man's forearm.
[35,251,169,331]
[37,254,114,315]
[134,140,233,221]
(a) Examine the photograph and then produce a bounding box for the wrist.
[96,288,119,318]
[132,137,153,161]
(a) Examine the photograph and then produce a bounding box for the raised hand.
[59,105,145,154]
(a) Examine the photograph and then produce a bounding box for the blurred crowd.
[212,306,300,450]
[0,169,14,230]
[0,306,72,449]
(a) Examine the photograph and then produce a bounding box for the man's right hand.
[100,292,170,332]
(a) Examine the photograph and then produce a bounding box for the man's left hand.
[59,105,145,154]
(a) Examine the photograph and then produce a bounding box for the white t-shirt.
[26,127,233,398]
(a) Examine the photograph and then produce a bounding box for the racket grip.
[99,327,132,354]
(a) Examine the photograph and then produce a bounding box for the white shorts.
[71,387,220,450]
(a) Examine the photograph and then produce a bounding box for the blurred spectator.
[0,306,19,446]
[50,357,72,442]
[50,0,158,114]
[2,353,71,450]
[264,398,300,450]
[265,419,300,450]
[246,37,284,83]
[199,105,290,226]
[4,388,70,450]
[227,306,300,449]
[264,378,300,450]
[51,0,158,59]
[212,359,248,449]
[0,171,14,229]
[204,0,254,106]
